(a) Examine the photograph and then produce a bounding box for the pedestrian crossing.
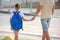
[0,14,60,40]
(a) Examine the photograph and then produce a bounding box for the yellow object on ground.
[2,36,13,40]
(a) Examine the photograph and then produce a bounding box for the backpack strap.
[13,11,20,15]
[13,11,16,14]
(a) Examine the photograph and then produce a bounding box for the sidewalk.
[0,32,60,40]
[0,13,60,40]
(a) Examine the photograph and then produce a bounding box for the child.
[10,3,32,40]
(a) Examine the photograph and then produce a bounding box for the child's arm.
[10,18,13,30]
[10,12,13,30]
[22,17,32,21]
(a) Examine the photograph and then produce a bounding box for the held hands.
[26,16,36,21]
[23,15,36,21]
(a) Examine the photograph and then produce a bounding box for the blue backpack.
[11,11,23,30]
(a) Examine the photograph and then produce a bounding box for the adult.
[31,0,55,40]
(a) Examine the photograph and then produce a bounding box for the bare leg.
[42,31,46,40]
[14,30,19,40]
[42,30,50,40]
[45,30,50,40]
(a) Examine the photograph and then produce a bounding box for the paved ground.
[0,13,60,40]
[0,32,60,40]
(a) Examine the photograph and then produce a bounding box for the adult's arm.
[35,5,42,16]
[31,5,43,20]
[52,5,55,15]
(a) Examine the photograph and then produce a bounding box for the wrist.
[34,13,37,16]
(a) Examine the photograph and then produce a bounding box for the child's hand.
[11,27,13,31]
